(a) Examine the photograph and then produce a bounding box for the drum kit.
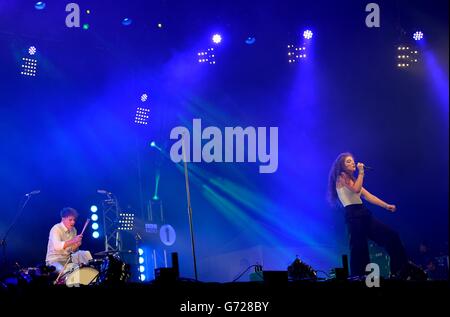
[54,250,132,287]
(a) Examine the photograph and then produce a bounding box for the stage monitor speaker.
[171,252,179,278]
[262,271,288,284]
[342,254,349,278]
[155,267,177,282]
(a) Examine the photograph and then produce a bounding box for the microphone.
[97,189,112,195]
[25,190,41,196]
[357,163,373,171]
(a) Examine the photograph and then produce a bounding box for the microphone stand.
[149,139,198,281]
[182,135,198,281]
[1,195,32,273]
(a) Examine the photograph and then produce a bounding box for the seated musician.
[45,207,92,273]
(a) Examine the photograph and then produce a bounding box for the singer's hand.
[386,204,396,212]
[357,162,365,172]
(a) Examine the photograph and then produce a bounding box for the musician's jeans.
[47,250,93,273]
[345,204,408,277]
[47,261,65,273]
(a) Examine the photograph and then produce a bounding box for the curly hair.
[327,152,355,206]
[60,207,78,219]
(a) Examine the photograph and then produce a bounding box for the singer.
[327,152,410,278]
[45,207,93,273]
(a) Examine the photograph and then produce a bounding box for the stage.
[0,1,448,311]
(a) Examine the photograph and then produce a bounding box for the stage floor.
[1,279,448,313]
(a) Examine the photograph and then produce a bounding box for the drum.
[87,258,104,272]
[97,255,130,284]
[58,264,99,287]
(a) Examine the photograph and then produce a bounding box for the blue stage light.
[303,29,313,40]
[92,231,100,239]
[197,48,216,65]
[413,31,424,41]
[35,2,46,10]
[135,107,150,125]
[245,37,256,45]
[122,18,133,26]
[91,214,98,221]
[21,57,38,77]
[92,223,99,230]
[212,34,222,44]
[28,46,37,55]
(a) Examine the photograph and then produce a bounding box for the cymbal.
[94,250,137,256]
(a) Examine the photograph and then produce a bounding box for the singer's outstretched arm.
[361,188,396,212]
